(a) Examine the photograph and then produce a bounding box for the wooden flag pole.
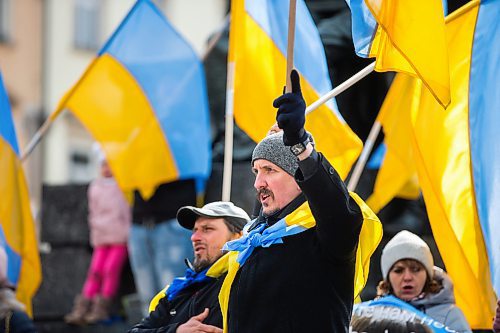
[285,0,297,92]
[21,115,58,162]
[20,55,103,162]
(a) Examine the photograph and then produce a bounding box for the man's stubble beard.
[193,255,215,272]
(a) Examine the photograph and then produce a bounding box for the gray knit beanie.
[251,132,298,176]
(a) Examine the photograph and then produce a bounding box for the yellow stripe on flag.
[0,139,41,317]
[61,54,179,199]
[230,0,361,180]
[409,1,496,327]
[365,0,450,108]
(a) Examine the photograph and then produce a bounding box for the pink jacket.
[88,177,131,247]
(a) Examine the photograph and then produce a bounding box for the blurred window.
[0,0,12,43]
[74,0,101,51]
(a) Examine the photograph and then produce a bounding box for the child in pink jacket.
[65,159,131,325]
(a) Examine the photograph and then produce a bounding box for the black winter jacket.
[128,273,226,333]
[227,151,363,333]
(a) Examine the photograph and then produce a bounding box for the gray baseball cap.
[177,201,250,232]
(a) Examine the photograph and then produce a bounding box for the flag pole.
[20,114,59,162]
[347,120,382,191]
[285,0,297,93]
[20,55,103,162]
[306,62,375,115]
[222,61,235,202]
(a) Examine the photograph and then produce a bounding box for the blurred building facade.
[0,0,44,221]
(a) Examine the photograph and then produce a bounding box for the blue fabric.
[0,72,19,155]
[468,0,500,297]
[343,0,377,57]
[0,227,21,286]
[367,143,386,170]
[100,0,211,184]
[246,0,340,116]
[353,296,452,332]
[166,267,212,301]
[223,219,308,266]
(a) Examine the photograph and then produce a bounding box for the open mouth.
[261,193,271,203]
[258,189,273,204]
[402,285,414,292]
[193,244,206,255]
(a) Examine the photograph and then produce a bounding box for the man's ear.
[231,231,243,241]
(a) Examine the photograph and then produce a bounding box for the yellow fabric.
[148,286,168,313]
[212,196,382,332]
[0,140,41,317]
[148,253,231,313]
[409,1,496,327]
[365,0,450,107]
[366,74,420,213]
[229,0,362,180]
[56,54,178,199]
[350,192,384,304]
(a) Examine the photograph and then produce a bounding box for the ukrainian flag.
[409,0,498,327]
[230,0,362,180]
[0,72,41,316]
[54,0,211,199]
[468,0,500,311]
[345,0,451,107]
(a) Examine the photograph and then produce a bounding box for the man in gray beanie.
[220,70,365,333]
[129,201,249,333]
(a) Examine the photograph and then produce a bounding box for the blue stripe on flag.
[468,0,500,296]
[343,0,377,57]
[0,73,20,155]
[0,227,21,286]
[99,0,211,179]
[246,0,339,113]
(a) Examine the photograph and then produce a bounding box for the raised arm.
[274,70,362,260]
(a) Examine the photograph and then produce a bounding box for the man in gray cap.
[129,201,249,333]
[220,70,366,333]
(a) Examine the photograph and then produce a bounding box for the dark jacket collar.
[248,194,306,232]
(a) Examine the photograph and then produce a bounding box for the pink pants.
[82,244,128,299]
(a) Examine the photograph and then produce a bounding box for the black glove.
[273,69,308,146]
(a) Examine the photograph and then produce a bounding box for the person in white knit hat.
[376,230,471,333]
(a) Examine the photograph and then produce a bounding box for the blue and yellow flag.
[229,0,362,180]
[0,73,41,316]
[468,0,500,303]
[345,0,450,107]
[409,0,498,327]
[54,0,211,199]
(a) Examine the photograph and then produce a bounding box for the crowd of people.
[47,71,499,332]
[0,68,497,332]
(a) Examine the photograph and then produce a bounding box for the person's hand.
[176,308,223,333]
[273,69,308,146]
